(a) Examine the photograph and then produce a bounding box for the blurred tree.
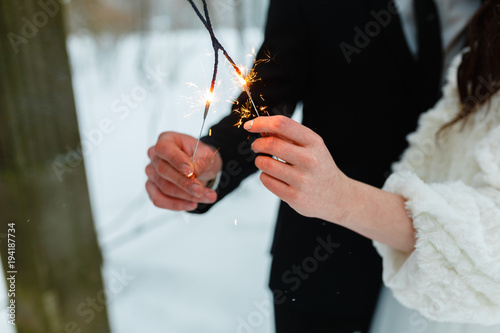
[65,0,268,35]
[0,1,110,332]
[234,0,246,60]
[66,0,139,35]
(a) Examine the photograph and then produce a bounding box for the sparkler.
[192,89,214,162]
[186,0,268,160]
[238,69,265,119]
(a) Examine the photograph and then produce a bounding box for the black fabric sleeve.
[191,0,307,214]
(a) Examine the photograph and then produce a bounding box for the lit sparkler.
[192,90,214,161]
[238,72,261,119]
[187,0,270,160]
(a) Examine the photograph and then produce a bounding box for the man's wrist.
[204,144,223,191]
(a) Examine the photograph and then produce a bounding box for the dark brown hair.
[439,0,500,134]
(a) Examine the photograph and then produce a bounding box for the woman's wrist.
[319,176,416,253]
[321,175,357,224]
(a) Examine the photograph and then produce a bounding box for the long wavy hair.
[439,0,500,134]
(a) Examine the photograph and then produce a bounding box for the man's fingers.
[145,164,216,203]
[244,115,320,147]
[146,132,221,212]
[146,180,198,211]
[148,157,203,198]
[154,135,195,177]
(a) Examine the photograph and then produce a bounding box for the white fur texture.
[373,55,500,325]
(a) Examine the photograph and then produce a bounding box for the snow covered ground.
[0,27,296,333]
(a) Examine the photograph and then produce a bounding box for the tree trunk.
[0,1,110,332]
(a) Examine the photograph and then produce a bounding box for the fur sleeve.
[373,168,500,325]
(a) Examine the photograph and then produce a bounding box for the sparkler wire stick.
[187,0,262,160]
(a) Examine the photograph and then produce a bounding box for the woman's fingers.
[244,115,320,147]
[254,155,297,187]
[251,135,304,166]
[259,172,295,204]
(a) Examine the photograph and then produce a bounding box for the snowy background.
[0,0,308,332]
[3,2,498,333]
[66,28,282,333]
[1,2,480,333]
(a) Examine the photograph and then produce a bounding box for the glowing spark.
[238,76,247,86]
[206,90,214,103]
[243,85,260,117]
[235,69,263,119]
[231,54,272,127]
[234,100,253,128]
[186,0,272,156]
[235,219,238,226]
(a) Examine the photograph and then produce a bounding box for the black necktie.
[414,0,443,109]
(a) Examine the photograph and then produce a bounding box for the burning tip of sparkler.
[206,91,215,103]
[238,76,247,86]
[234,219,238,226]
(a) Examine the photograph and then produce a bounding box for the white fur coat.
[373,56,500,325]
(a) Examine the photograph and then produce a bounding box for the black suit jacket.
[194,0,442,325]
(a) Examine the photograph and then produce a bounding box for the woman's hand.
[244,115,353,222]
[245,115,416,252]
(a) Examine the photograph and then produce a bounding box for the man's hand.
[145,132,222,211]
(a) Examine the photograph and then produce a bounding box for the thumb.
[154,135,196,177]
